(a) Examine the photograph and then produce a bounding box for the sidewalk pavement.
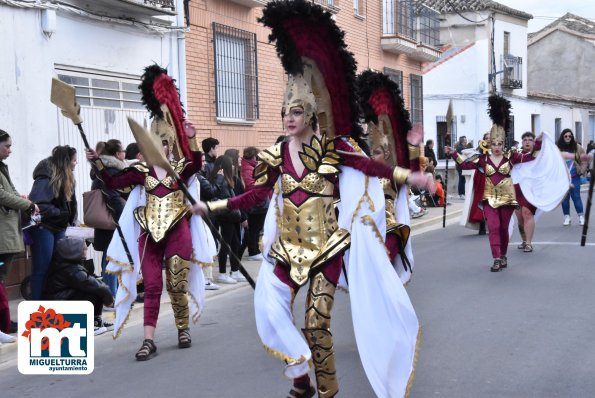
[1,197,464,360]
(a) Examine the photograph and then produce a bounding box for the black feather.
[356,70,412,134]
[139,64,168,119]
[487,94,512,131]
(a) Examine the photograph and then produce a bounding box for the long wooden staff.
[443,100,454,228]
[50,78,135,268]
[581,160,595,246]
[127,118,256,288]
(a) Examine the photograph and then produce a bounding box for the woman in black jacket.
[90,139,127,299]
[29,145,78,300]
[43,238,114,335]
[210,155,246,285]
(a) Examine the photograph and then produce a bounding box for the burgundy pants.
[274,254,343,291]
[386,234,400,263]
[483,204,515,259]
[138,218,192,328]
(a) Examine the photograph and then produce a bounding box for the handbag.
[82,190,116,230]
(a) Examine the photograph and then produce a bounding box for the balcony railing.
[382,0,441,61]
[501,54,523,89]
[144,0,174,9]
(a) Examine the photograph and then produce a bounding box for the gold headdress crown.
[367,114,396,164]
[282,73,317,126]
[489,124,506,146]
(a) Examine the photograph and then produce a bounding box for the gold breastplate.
[485,160,512,176]
[483,177,517,208]
[270,172,349,286]
[134,190,188,242]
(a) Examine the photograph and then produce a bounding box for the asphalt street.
[0,197,594,398]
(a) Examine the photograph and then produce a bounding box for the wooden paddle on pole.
[126,117,256,288]
[50,78,135,268]
[443,100,454,228]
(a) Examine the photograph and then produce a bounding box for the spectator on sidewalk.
[557,128,588,226]
[90,139,127,303]
[200,138,219,178]
[455,136,467,199]
[239,146,268,261]
[424,139,438,167]
[29,145,78,300]
[43,238,114,335]
[209,155,246,284]
[0,130,38,336]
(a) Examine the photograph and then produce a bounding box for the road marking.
[511,241,595,247]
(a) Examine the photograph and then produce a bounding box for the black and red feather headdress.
[139,64,191,160]
[357,70,412,168]
[259,0,363,143]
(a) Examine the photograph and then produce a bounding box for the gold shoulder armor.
[130,162,150,174]
[257,143,283,168]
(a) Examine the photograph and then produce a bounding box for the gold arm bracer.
[408,144,420,160]
[392,166,411,186]
[206,199,229,214]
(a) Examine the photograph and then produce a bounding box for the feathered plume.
[259,0,362,142]
[357,70,412,168]
[487,94,512,132]
[138,64,191,160]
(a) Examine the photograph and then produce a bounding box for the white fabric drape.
[394,185,414,284]
[511,132,570,212]
[338,167,419,398]
[105,177,208,337]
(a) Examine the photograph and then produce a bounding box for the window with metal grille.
[213,23,259,122]
[555,118,562,140]
[384,67,404,93]
[57,72,144,110]
[417,4,440,46]
[410,74,423,124]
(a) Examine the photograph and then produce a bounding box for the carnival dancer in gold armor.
[445,95,540,272]
[86,65,210,360]
[357,70,423,285]
[192,1,432,396]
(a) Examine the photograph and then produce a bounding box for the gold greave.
[302,328,338,398]
[166,255,190,330]
[304,273,336,330]
[303,273,337,398]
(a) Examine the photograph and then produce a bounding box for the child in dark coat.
[43,238,114,335]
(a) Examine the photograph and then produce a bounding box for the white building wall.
[492,16,528,97]
[0,5,179,197]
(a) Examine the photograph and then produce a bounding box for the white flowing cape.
[511,132,570,211]
[254,167,420,397]
[105,177,211,338]
[509,132,570,236]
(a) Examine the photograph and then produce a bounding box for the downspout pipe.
[175,0,188,107]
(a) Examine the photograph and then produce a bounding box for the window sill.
[216,118,256,126]
[354,13,365,21]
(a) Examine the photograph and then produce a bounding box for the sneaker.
[216,273,237,284]
[244,253,263,261]
[94,326,107,336]
[102,320,114,332]
[103,305,115,312]
[563,215,571,226]
[230,271,247,282]
[205,280,220,290]
[94,316,110,335]
[0,330,16,343]
[579,215,585,226]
